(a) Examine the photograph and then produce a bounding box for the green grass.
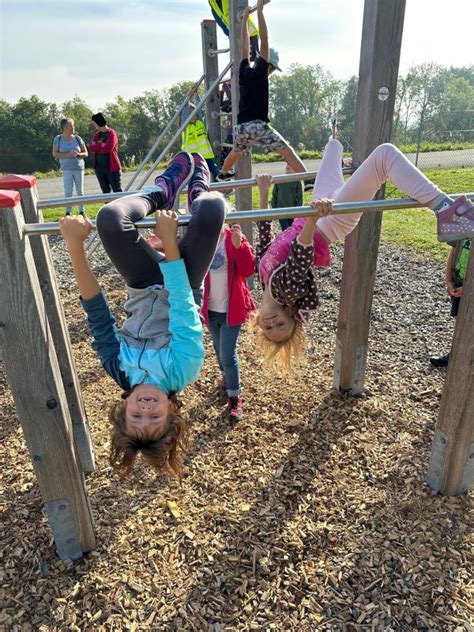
[42,204,103,222]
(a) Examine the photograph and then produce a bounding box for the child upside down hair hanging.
[60,152,225,478]
[254,136,474,372]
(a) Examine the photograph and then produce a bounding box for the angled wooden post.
[202,19,222,165]
[333,0,406,394]
[0,191,95,559]
[427,251,474,495]
[0,174,95,473]
[230,0,253,246]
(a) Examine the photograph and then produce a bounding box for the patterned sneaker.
[152,151,194,211]
[227,396,243,421]
[437,196,474,242]
[187,153,210,212]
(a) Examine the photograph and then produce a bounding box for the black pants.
[96,191,226,294]
[95,167,122,193]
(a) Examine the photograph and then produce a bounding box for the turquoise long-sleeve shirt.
[80,259,204,394]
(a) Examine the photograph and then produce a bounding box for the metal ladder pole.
[135,61,233,190]
[124,74,206,193]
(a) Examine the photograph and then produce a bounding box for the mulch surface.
[1,236,472,631]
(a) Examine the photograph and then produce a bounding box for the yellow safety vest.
[208,0,258,36]
[181,119,215,159]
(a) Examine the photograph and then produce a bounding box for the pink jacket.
[202,229,256,327]
[89,128,122,172]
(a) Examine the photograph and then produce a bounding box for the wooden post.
[333,0,406,394]
[230,0,253,245]
[201,19,222,166]
[0,174,95,474]
[427,251,474,495]
[0,191,95,559]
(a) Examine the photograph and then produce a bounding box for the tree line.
[1,63,472,174]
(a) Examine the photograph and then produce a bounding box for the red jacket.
[202,229,256,327]
[89,128,122,172]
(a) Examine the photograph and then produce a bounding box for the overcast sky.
[1,0,472,110]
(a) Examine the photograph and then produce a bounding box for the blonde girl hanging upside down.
[254,136,474,371]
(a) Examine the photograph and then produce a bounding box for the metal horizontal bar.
[23,193,474,236]
[37,169,336,209]
[240,0,271,18]
[211,111,232,119]
[208,47,230,57]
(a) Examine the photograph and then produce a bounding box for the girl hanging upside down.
[60,152,225,478]
[254,136,474,371]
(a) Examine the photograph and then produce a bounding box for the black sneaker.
[429,353,450,368]
[217,171,235,182]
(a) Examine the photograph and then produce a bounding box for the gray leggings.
[96,191,226,291]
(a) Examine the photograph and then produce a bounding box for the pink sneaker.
[437,196,474,242]
[227,396,243,421]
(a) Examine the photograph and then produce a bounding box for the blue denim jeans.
[207,311,242,396]
[63,169,85,214]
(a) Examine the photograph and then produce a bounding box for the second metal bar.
[24,193,474,236]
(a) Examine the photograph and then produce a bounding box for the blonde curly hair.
[250,309,306,374]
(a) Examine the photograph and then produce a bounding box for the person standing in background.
[89,112,122,193]
[52,118,88,216]
[181,102,220,181]
[430,238,471,367]
[271,164,303,231]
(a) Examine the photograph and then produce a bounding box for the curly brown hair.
[108,392,188,479]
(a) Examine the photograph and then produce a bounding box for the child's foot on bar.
[436,196,474,242]
[152,151,194,211]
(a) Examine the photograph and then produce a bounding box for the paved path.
[36,148,473,201]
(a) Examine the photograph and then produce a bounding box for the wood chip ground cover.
[1,238,472,631]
